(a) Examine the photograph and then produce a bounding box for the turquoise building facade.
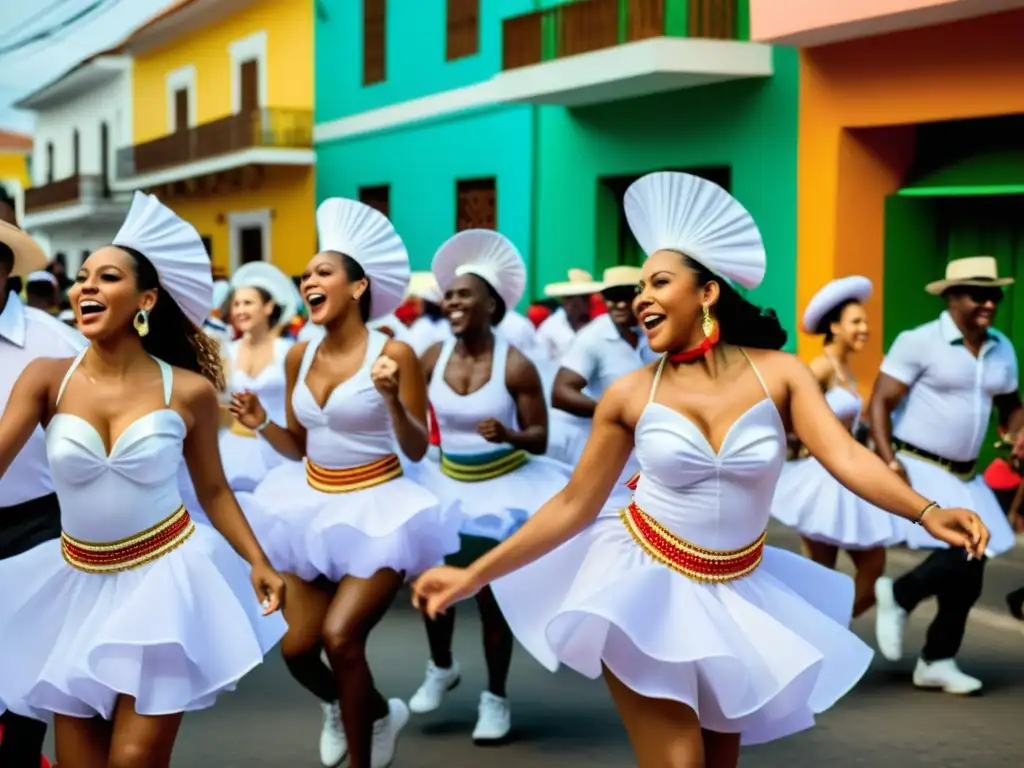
[314,0,799,337]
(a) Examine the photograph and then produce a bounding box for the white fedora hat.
[925,256,1014,295]
[543,268,603,298]
[601,265,642,290]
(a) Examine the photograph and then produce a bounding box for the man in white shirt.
[535,269,600,361]
[869,257,1023,695]
[547,267,659,506]
[0,208,86,767]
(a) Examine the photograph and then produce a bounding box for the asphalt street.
[44,524,1024,767]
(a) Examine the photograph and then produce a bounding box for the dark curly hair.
[681,253,787,351]
[119,246,225,391]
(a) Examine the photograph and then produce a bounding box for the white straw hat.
[544,268,602,298]
[0,221,48,278]
[925,256,1014,295]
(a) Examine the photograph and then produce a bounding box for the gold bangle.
[915,501,938,525]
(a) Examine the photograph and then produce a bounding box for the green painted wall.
[533,46,800,346]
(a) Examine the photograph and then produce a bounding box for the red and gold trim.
[620,501,764,582]
[61,506,195,574]
[306,454,403,494]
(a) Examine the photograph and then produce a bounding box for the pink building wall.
[750,0,1024,45]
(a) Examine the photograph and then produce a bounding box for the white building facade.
[18,54,134,273]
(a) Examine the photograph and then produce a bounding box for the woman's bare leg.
[52,714,111,768]
[848,547,886,618]
[106,695,184,768]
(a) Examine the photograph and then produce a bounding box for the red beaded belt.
[305,454,403,493]
[620,501,765,583]
[61,506,195,574]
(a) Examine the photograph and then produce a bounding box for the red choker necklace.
[668,325,720,363]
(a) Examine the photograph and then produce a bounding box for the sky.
[0,0,172,134]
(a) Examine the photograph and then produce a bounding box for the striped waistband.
[305,454,403,493]
[620,502,764,583]
[440,447,528,482]
[230,419,257,438]
[61,506,195,574]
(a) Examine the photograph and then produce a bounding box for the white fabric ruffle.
[771,458,902,549]
[491,513,873,745]
[0,524,285,721]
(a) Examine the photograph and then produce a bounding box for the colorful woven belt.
[61,506,195,574]
[620,501,764,583]
[230,419,257,438]
[440,447,528,482]
[305,454,403,493]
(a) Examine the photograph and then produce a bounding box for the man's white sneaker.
[874,576,907,662]
[408,660,461,714]
[371,698,410,768]
[319,701,347,767]
[912,659,983,695]
[472,691,511,745]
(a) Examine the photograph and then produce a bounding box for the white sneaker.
[874,576,907,662]
[912,658,983,695]
[371,698,410,768]
[319,701,347,767]
[408,660,461,714]
[472,691,511,744]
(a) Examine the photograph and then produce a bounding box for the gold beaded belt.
[620,501,765,583]
[439,448,528,482]
[230,419,256,438]
[305,454,403,493]
[61,506,195,574]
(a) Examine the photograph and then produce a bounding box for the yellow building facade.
[117,0,315,277]
[0,130,32,221]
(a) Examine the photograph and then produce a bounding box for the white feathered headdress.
[112,191,213,327]
[316,198,410,320]
[623,172,766,290]
[432,229,526,309]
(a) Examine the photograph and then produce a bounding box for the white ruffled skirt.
[405,455,571,542]
[771,458,902,549]
[219,430,291,493]
[0,523,285,721]
[239,460,461,583]
[889,452,1015,557]
[546,410,591,467]
[491,513,873,745]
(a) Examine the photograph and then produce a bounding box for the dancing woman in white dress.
[220,261,301,491]
[0,192,286,768]
[771,276,900,616]
[412,173,988,768]
[403,231,570,744]
[230,198,459,768]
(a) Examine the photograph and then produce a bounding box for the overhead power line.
[0,0,123,60]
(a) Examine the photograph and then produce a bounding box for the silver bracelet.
[253,413,272,433]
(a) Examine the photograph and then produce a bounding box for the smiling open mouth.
[642,314,665,330]
[449,309,466,321]
[79,300,105,316]
[306,293,326,307]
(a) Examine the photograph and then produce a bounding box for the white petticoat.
[239,460,461,583]
[219,430,291,493]
[0,524,285,721]
[771,458,902,549]
[405,455,571,542]
[546,410,590,467]
[491,514,873,745]
[888,452,1015,557]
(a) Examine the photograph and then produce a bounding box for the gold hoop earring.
[701,304,715,338]
[134,309,150,338]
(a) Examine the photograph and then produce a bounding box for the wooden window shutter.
[359,184,391,219]
[455,178,496,231]
[363,0,386,85]
[446,0,480,61]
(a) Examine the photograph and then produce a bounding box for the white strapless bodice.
[824,385,861,429]
[429,336,519,457]
[292,330,394,468]
[226,338,291,423]
[632,364,786,552]
[45,351,186,544]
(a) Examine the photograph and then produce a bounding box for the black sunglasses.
[601,286,637,304]
[957,286,1004,305]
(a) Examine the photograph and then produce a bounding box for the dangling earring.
[701,304,715,338]
[134,309,150,338]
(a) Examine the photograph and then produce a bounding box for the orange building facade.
[753,5,1024,383]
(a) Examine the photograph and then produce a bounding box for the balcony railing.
[502,0,739,70]
[117,108,314,179]
[24,174,109,213]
